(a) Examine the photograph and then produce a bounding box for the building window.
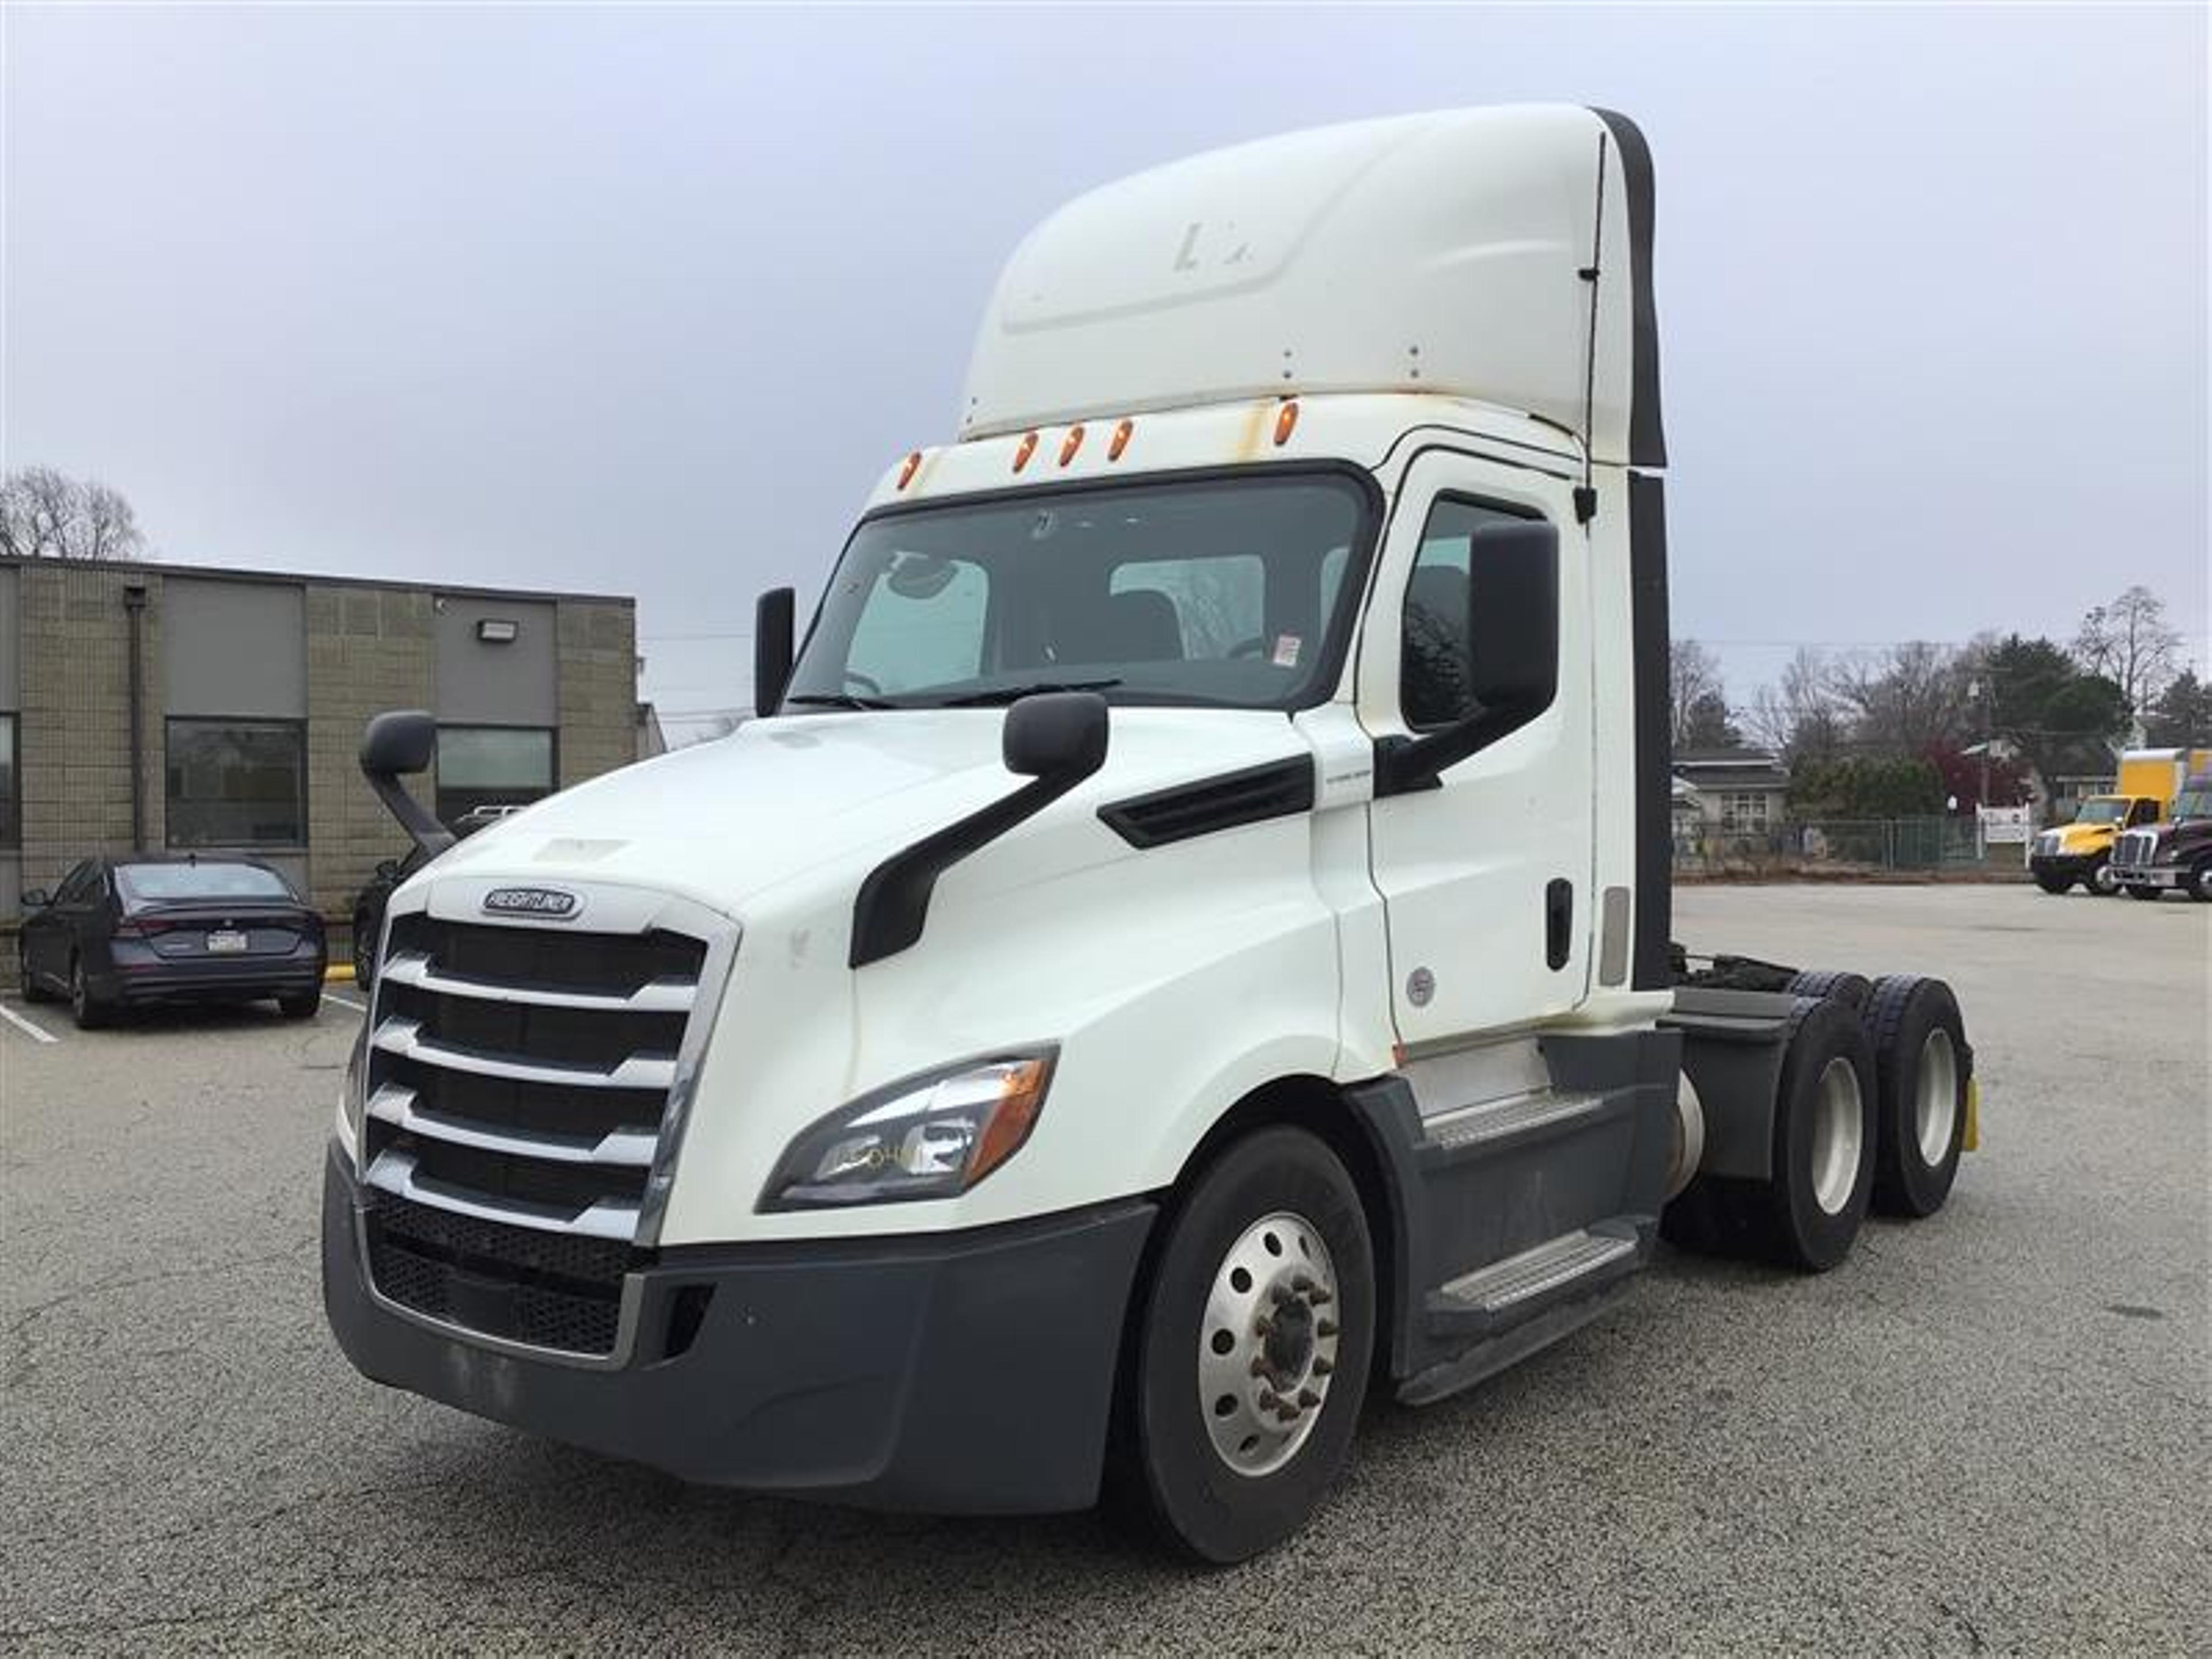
[0,713,17,850]
[437,726,555,824]
[1719,791,1772,832]
[166,719,307,849]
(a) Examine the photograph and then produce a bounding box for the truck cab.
[2029,793,2162,894]
[2111,772,2212,900]
[321,106,1975,1562]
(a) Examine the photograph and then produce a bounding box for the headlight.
[760,1050,1055,1210]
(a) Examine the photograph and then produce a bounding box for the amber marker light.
[1058,425,1086,466]
[896,451,923,490]
[1274,399,1301,446]
[1013,431,1040,472]
[966,1055,1054,1187]
[1107,418,1135,461]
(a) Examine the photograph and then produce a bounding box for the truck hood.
[416,707,1313,918]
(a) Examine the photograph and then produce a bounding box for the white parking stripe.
[325,991,369,1014]
[0,1001,60,1044]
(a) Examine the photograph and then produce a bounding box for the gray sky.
[6,3,2206,733]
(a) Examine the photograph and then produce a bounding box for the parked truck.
[2110,766,2212,900]
[2026,748,2207,895]
[321,106,1978,1562]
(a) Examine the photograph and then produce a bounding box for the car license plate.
[206,929,249,954]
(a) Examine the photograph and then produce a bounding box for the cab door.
[1358,450,1593,1048]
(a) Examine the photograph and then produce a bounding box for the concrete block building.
[0,556,646,923]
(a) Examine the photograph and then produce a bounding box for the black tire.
[1787,967,1873,1012]
[278,986,323,1020]
[1116,1127,1375,1564]
[2189,862,2212,903]
[1863,975,1969,1219]
[69,956,114,1030]
[18,940,54,1003]
[2032,874,2072,895]
[1662,996,1876,1272]
[2124,883,2162,902]
[351,909,377,987]
[2086,856,2117,896]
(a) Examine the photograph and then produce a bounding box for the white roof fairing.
[958,105,1664,468]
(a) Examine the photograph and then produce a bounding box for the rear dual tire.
[1865,975,1969,1218]
[1663,997,1877,1271]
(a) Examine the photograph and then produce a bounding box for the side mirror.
[1004,690,1111,780]
[1378,519,1559,796]
[20,888,50,910]
[373,859,401,882]
[358,709,455,858]
[755,587,796,716]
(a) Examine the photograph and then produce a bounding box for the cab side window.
[2127,799,2158,827]
[1400,498,1546,731]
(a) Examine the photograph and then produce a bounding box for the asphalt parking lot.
[1,884,2205,1654]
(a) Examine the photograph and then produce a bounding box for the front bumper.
[2115,863,2187,888]
[2028,853,2101,884]
[321,1145,1156,1513]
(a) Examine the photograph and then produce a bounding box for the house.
[1672,746,1791,836]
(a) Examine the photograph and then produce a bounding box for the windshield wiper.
[783,692,899,711]
[934,679,1123,708]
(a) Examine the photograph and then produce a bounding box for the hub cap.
[1809,1056,1864,1216]
[1916,1028,1959,1165]
[1198,1211,1341,1477]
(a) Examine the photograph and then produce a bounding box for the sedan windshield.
[784,472,1373,713]
[118,862,294,903]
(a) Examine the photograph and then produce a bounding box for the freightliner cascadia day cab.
[2027,747,2210,895]
[323,106,1979,1562]
[2110,767,2212,900]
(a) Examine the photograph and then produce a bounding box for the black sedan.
[17,855,326,1028]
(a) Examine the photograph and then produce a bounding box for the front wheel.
[1118,1127,1374,1564]
[2088,858,2118,896]
[2190,863,2212,903]
[2032,873,2071,895]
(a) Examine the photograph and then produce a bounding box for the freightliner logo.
[482,886,581,920]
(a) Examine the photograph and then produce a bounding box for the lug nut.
[1257,1388,1281,1411]
[1306,1286,1334,1306]
[1317,1319,1339,1339]
[1254,1316,1275,1338]
[1249,1356,1273,1379]
[1312,1357,1334,1377]
[1298,1388,1323,1408]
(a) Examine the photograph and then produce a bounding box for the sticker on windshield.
[1271,634,1302,668]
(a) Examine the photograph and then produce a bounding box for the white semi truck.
[323,105,1977,1562]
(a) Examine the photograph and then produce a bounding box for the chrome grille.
[359,907,715,1249]
[2113,830,2157,871]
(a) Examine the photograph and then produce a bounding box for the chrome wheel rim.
[1916,1028,1959,1165]
[1198,1210,1341,1478]
[2092,862,2117,893]
[1810,1056,1864,1215]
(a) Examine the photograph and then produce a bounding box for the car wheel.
[69,956,114,1030]
[18,938,54,1003]
[1864,975,1970,1219]
[1116,1126,1374,1564]
[1664,996,1876,1271]
[278,986,323,1020]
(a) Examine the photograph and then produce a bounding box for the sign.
[1978,806,2031,846]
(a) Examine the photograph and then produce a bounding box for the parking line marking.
[0,1001,60,1044]
[325,991,369,1014]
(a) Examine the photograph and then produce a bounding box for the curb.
[325,963,357,985]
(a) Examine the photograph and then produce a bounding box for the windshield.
[784,472,1373,712]
[2073,798,2126,825]
[2173,788,2212,822]
[118,862,294,904]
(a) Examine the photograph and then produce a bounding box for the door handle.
[1545,878,1573,970]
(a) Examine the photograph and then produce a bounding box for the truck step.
[1421,1222,1645,1345]
[1418,1087,1618,1166]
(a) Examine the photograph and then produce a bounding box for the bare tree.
[1744,646,1842,763]
[0,465,148,561]
[1827,641,1971,754]
[2073,586,2182,716]
[1669,639,1725,748]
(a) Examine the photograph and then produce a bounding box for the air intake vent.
[1099,756,1315,849]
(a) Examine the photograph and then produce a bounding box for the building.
[0,555,641,924]
[1672,745,1792,836]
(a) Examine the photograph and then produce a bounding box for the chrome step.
[1434,1228,1639,1316]
[365,1082,659,1168]
[1423,1088,1610,1153]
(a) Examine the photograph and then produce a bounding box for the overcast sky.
[5,3,2205,732]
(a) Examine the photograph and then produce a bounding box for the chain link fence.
[1674,816,1991,876]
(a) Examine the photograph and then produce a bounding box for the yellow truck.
[2028,748,2212,895]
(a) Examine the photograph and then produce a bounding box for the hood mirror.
[1004,691,1111,780]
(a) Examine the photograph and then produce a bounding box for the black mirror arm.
[1374,702,1543,798]
[365,770,456,859]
